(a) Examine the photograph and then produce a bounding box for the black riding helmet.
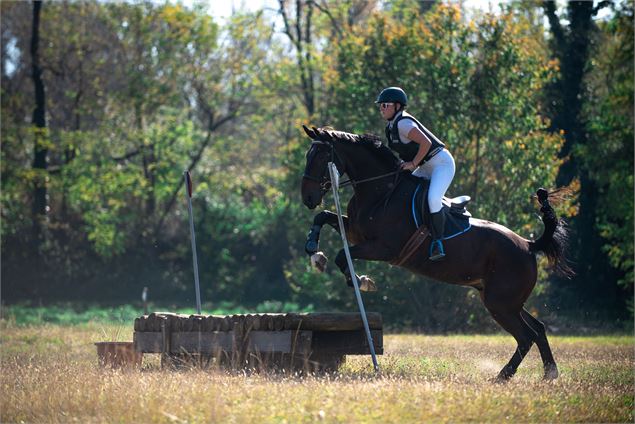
[375,87,408,105]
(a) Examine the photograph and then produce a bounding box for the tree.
[1,3,285,302]
[579,1,634,311]
[278,0,318,117]
[542,0,625,314]
[30,0,48,235]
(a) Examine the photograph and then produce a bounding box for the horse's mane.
[302,125,399,168]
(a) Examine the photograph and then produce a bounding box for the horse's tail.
[529,188,575,278]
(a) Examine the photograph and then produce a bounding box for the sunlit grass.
[1,321,632,423]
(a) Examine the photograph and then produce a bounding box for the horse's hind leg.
[521,309,558,380]
[485,306,536,381]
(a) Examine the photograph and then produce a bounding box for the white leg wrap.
[310,252,328,272]
[358,275,377,292]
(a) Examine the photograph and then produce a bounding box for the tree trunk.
[279,0,316,117]
[30,0,48,232]
[473,131,480,203]
[543,1,594,186]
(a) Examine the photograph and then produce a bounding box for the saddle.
[392,178,471,266]
[412,179,472,238]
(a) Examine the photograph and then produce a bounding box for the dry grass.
[1,322,632,423]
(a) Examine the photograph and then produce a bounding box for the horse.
[300,125,573,381]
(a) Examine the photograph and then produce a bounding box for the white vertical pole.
[184,171,202,314]
[328,162,379,372]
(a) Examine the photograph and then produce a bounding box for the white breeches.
[412,149,455,213]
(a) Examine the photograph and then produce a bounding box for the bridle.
[302,140,401,194]
[302,140,339,196]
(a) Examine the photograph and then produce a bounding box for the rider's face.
[379,102,397,120]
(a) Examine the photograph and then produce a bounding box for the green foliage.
[1,301,313,326]
[2,303,143,326]
[0,1,630,330]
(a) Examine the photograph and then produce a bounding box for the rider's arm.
[407,127,432,167]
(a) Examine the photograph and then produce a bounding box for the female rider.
[376,86,455,261]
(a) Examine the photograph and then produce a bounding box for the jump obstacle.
[133,312,383,371]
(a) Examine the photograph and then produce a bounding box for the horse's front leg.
[305,210,347,272]
[335,242,395,292]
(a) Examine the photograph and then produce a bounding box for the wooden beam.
[134,330,317,355]
[312,330,383,355]
[283,312,382,331]
[137,312,383,333]
[172,331,234,354]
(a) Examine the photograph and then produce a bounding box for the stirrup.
[429,239,445,261]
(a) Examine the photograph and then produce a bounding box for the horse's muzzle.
[301,178,324,209]
[303,194,319,210]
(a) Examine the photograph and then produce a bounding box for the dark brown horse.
[300,126,573,381]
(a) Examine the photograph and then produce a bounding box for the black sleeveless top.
[385,111,445,164]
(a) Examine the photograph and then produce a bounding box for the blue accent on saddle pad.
[442,219,472,241]
[411,183,472,241]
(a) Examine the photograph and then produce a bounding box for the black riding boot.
[429,211,446,261]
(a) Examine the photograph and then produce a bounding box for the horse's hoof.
[493,375,510,384]
[310,252,328,272]
[543,364,559,380]
[359,275,377,292]
[494,368,514,383]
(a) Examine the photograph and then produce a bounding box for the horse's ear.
[303,124,317,140]
[315,127,334,142]
[310,126,327,141]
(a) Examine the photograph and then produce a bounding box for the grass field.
[1,321,633,423]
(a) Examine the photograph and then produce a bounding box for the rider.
[376,86,456,261]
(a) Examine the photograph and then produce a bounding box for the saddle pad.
[412,183,472,240]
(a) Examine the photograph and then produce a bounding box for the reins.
[341,167,404,219]
[304,138,402,194]
[338,170,401,189]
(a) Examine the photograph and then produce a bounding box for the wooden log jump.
[133,312,383,371]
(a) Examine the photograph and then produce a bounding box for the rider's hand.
[400,161,417,171]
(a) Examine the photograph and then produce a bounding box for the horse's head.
[301,125,398,209]
[301,126,343,209]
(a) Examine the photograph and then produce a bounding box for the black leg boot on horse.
[429,211,446,261]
